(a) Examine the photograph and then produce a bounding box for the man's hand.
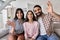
[46,28,53,36]
[47,1,60,21]
[47,1,53,13]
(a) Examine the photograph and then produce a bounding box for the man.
[33,1,60,40]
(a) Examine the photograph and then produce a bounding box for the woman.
[7,8,25,40]
[23,10,39,40]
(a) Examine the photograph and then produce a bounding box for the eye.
[38,9,40,11]
[34,10,37,12]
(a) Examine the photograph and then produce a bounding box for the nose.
[36,11,39,13]
[18,13,21,16]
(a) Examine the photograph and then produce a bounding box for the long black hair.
[25,10,36,22]
[14,8,24,20]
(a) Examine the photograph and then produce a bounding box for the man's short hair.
[34,5,41,9]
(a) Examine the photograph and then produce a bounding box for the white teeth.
[36,13,40,15]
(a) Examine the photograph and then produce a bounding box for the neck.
[18,19,22,21]
[38,13,44,18]
[29,19,33,23]
[18,19,23,23]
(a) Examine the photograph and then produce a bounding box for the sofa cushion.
[53,22,60,37]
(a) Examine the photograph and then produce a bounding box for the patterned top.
[23,21,39,39]
[9,19,24,34]
[38,13,60,35]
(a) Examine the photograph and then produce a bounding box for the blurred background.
[0,0,60,40]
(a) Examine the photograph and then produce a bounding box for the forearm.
[32,33,38,40]
[32,28,39,39]
[10,27,15,34]
[25,33,29,40]
[50,11,60,20]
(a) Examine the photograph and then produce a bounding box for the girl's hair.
[25,10,36,22]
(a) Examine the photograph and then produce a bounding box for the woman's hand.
[7,20,15,28]
[7,20,11,26]
[7,20,15,34]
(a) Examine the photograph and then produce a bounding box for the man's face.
[33,7,42,17]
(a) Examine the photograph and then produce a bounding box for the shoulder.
[46,13,52,19]
[42,13,52,19]
[23,22,28,25]
[33,21,39,27]
[45,13,52,17]
[33,21,39,25]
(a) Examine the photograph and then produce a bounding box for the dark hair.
[14,8,24,20]
[25,10,36,22]
[34,5,42,9]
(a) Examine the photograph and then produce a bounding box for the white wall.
[10,0,60,15]
[0,13,3,28]
[1,9,7,28]
[11,0,27,8]
[1,0,60,29]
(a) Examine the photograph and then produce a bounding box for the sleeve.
[32,22,39,39]
[52,16,60,22]
[23,23,28,39]
[48,13,60,22]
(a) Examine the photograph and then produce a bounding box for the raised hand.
[47,1,53,13]
[7,20,15,28]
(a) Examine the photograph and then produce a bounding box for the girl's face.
[27,12,33,20]
[17,10,23,19]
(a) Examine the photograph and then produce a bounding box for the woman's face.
[17,10,23,19]
[27,12,33,20]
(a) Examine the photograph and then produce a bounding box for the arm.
[7,20,15,34]
[47,1,60,21]
[50,12,60,21]
[23,23,28,40]
[9,27,15,34]
[32,22,39,40]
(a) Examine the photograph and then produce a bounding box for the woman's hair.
[14,8,24,20]
[25,10,36,22]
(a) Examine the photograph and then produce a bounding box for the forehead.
[28,12,32,14]
[17,10,21,13]
[17,10,21,12]
[34,7,41,10]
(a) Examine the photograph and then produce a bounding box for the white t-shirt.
[38,17,47,35]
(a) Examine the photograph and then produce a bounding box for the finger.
[48,1,52,6]
[47,1,52,6]
[10,22,15,27]
[7,22,11,25]
[10,22,14,25]
[7,20,12,25]
[7,21,10,24]
[47,2,49,6]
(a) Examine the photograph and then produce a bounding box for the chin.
[18,18,22,19]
